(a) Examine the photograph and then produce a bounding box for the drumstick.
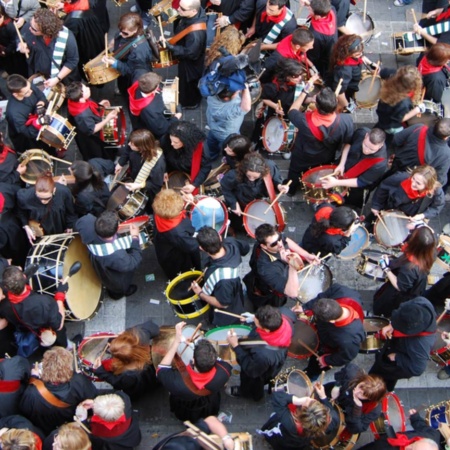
[277,100,283,116]
[227,208,265,222]
[368,60,380,95]
[185,200,207,216]
[47,154,72,165]
[105,33,109,68]
[215,309,246,320]
[256,68,266,82]
[297,253,333,273]
[298,252,321,294]
[212,207,216,230]
[165,180,169,189]
[264,180,292,214]
[98,342,110,361]
[186,269,207,293]
[13,21,29,59]
[158,16,166,48]
[335,78,343,96]
[73,416,92,434]
[319,171,337,180]
[72,343,81,373]
[179,323,203,357]
[375,212,394,240]
[45,97,55,116]
[319,370,325,386]
[437,309,448,325]
[363,0,367,22]
[386,213,410,219]
[411,8,418,24]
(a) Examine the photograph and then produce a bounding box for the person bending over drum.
[374,226,436,317]
[301,203,359,256]
[328,34,378,112]
[116,129,166,212]
[259,382,339,450]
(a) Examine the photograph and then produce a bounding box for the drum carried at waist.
[392,32,427,55]
[355,70,382,109]
[18,149,53,185]
[273,368,313,397]
[163,171,190,190]
[407,100,443,127]
[373,210,410,248]
[100,107,126,146]
[83,50,121,85]
[161,77,179,115]
[117,215,153,249]
[187,195,228,235]
[243,199,286,238]
[288,318,318,359]
[29,74,66,112]
[107,184,148,220]
[370,392,406,439]
[200,163,230,198]
[356,250,387,281]
[152,47,178,69]
[297,263,333,304]
[262,117,296,154]
[360,316,389,353]
[338,225,370,260]
[430,314,450,365]
[37,113,76,149]
[148,0,179,26]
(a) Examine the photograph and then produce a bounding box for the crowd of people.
[0,0,450,448]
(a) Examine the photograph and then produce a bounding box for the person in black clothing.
[214,0,255,32]
[0,416,45,444]
[0,356,30,418]
[19,346,98,435]
[76,211,142,299]
[227,305,295,401]
[321,128,387,208]
[390,119,450,185]
[157,322,232,422]
[374,226,436,317]
[0,132,26,186]
[92,320,159,400]
[302,204,359,256]
[294,284,365,379]
[222,134,252,169]
[369,296,437,392]
[17,173,77,244]
[152,189,201,280]
[163,0,207,108]
[190,227,249,326]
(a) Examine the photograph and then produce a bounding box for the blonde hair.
[380,65,423,106]
[152,189,184,219]
[205,26,246,67]
[1,429,37,450]
[56,423,91,450]
[41,347,74,384]
[409,164,441,193]
[93,394,125,421]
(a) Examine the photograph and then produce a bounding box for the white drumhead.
[263,117,287,153]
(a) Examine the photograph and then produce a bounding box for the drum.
[288,319,318,359]
[301,165,349,204]
[164,171,190,190]
[201,164,230,197]
[360,316,389,353]
[436,235,450,271]
[100,107,126,146]
[370,393,406,439]
[109,163,129,191]
[18,149,53,185]
[188,196,228,235]
[262,116,296,153]
[77,332,116,380]
[83,51,120,85]
[355,71,381,109]
[407,100,443,127]
[152,48,178,69]
[297,264,333,304]
[331,431,360,450]
[165,270,210,319]
[430,315,450,365]
[243,199,286,238]
[209,432,253,450]
[107,185,148,220]
[161,77,179,115]
[28,74,66,112]
[148,0,179,26]
[426,402,450,429]
[312,403,345,449]
[373,210,410,248]
[205,325,251,365]
[392,32,427,55]
[247,75,262,104]
[442,86,450,118]
[356,250,387,281]
[117,215,153,249]
[274,368,314,398]
[151,325,200,368]
[25,233,102,321]
[37,113,76,149]
[345,11,375,44]
[338,225,370,260]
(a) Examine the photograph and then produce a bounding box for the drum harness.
[87,233,147,256]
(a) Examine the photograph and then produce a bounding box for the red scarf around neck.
[67,99,101,117]
[154,211,186,233]
[310,10,336,36]
[437,6,450,22]
[338,56,363,66]
[400,178,428,200]
[334,306,359,327]
[288,404,305,435]
[418,56,443,75]
[186,364,217,389]
[0,145,16,164]
[91,413,131,438]
[64,0,89,13]
[276,35,305,62]
[8,285,32,304]
[387,435,422,449]
[261,6,287,23]
[256,316,292,347]
[128,81,156,116]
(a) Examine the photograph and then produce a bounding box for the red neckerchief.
[0,145,16,164]
[418,56,442,75]
[338,56,363,66]
[337,297,364,321]
[8,285,32,304]
[417,125,428,165]
[190,142,203,195]
[400,178,428,200]
[288,404,304,435]
[326,227,346,236]
[0,379,21,392]
[91,413,131,438]
[185,364,217,389]
[387,435,423,449]
[391,329,435,338]
[64,0,89,13]
[305,111,324,141]
[43,36,52,46]
[34,434,42,450]
[334,306,359,327]
[128,82,156,116]
[276,35,305,62]
[101,358,114,371]
[0,17,11,27]
[256,316,292,347]
[67,99,101,117]
[154,211,185,233]
[309,10,336,36]
[437,6,450,22]
[362,400,379,414]
[315,205,333,220]
[25,114,42,130]
[261,6,287,23]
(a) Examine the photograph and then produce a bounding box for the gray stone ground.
[2,0,450,447]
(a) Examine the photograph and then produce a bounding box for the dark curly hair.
[330,34,364,69]
[274,58,305,85]
[236,152,269,183]
[34,8,63,39]
[168,121,206,153]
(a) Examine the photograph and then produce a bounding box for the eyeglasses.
[266,235,282,248]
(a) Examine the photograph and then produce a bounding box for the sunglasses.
[266,235,282,248]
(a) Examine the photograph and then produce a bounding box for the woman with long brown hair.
[373,225,437,317]
[205,25,245,69]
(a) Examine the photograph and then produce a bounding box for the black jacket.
[0,356,30,418]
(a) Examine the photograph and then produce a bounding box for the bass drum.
[360,316,390,353]
[243,199,286,238]
[355,71,381,109]
[288,319,318,359]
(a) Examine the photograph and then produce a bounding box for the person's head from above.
[52,422,91,450]
[316,87,338,115]
[129,129,159,160]
[196,226,222,255]
[424,42,450,67]
[309,0,331,17]
[138,72,161,95]
[31,8,62,39]
[109,329,151,373]
[118,12,143,38]
[34,172,56,204]
[313,298,343,322]
[237,152,269,184]
[222,134,252,161]
[66,82,91,102]
[95,211,119,239]
[168,121,206,153]
[265,0,287,17]
[291,399,330,438]
[434,118,450,140]
[362,128,385,155]
[349,372,387,402]
[193,339,217,373]
[255,305,283,331]
[42,346,74,384]
[275,58,305,85]
[7,74,32,99]
[408,165,440,194]
[331,34,364,66]
[2,265,26,295]
[406,438,439,450]
[255,223,284,254]
[177,0,200,17]
[0,429,38,450]
[93,394,125,422]
[291,27,314,52]
[152,189,185,219]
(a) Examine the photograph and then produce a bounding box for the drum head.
[426,403,450,429]
[166,271,204,302]
[288,319,318,359]
[339,225,369,260]
[190,197,227,234]
[355,75,381,108]
[262,117,287,153]
[78,332,114,379]
[19,149,53,185]
[302,166,337,187]
[152,326,175,368]
[177,324,198,366]
[385,393,406,434]
[345,11,374,44]
[107,185,129,211]
[432,315,450,353]
[117,215,150,233]
[363,316,390,333]
[287,370,313,397]
[165,171,190,190]
[205,325,252,342]
[297,264,332,303]
[374,211,410,247]
[243,200,276,238]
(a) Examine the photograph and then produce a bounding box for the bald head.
[406,438,439,450]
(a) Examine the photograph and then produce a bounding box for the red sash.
[391,329,435,338]
[417,125,428,165]
[190,142,203,195]
[0,379,21,392]
[305,111,324,141]
[343,157,384,179]
[0,146,16,164]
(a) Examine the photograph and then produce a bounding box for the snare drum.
[370,393,406,439]
[407,100,443,127]
[161,77,179,115]
[152,48,178,69]
[297,264,333,304]
[28,74,66,112]
[201,164,230,197]
[25,233,102,321]
[288,319,318,359]
[426,401,450,428]
[301,165,349,204]
[346,11,375,44]
[37,113,76,149]
[355,71,381,109]
[436,235,450,271]
[100,108,126,146]
[247,75,262,105]
[18,149,53,185]
[262,117,296,153]
[243,199,286,238]
[164,171,190,190]
[392,32,427,55]
[117,215,152,249]
[312,403,345,449]
[165,270,210,319]
[356,250,387,281]
[339,225,370,260]
[274,368,313,398]
[188,196,228,235]
[430,315,450,365]
[148,0,179,26]
[205,325,251,365]
[107,185,148,220]
[360,316,389,353]
[83,51,120,85]
[77,332,116,380]
[374,210,410,248]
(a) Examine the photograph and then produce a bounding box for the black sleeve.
[220,170,239,208]
[118,145,132,167]
[229,0,256,24]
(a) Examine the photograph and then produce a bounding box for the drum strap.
[417,125,428,165]
[135,149,163,188]
[305,111,324,141]
[51,27,69,78]
[202,267,240,295]
[263,9,294,44]
[29,378,71,408]
[168,23,207,45]
[114,35,148,61]
[343,157,384,179]
[404,20,450,42]
[173,355,212,396]
[87,233,148,256]
[262,173,285,228]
